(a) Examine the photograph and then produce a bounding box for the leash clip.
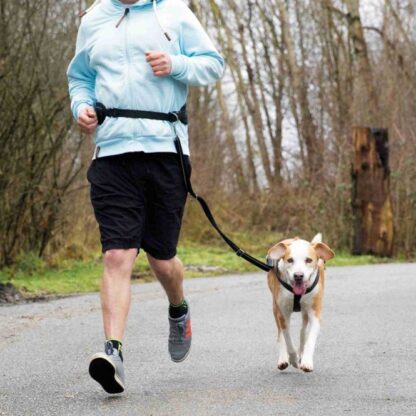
[236,249,245,257]
[170,112,180,122]
[169,112,180,138]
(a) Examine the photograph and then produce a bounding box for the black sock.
[169,299,188,319]
[106,339,123,361]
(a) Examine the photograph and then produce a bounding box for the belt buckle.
[94,102,107,125]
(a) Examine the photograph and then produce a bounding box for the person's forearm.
[169,53,224,86]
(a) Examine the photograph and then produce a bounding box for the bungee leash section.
[174,134,320,312]
[94,101,270,272]
[173,135,272,273]
[174,130,321,313]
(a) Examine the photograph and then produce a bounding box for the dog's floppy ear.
[312,242,335,261]
[266,242,289,267]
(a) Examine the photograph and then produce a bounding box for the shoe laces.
[169,320,186,344]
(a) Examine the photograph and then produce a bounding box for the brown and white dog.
[266,233,335,372]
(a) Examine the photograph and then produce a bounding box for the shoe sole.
[89,353,124,394]
[170,342,192,363]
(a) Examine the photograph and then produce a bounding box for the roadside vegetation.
[0,240,397,297]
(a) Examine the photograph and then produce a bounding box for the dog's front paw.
[277,360,289,371]
[288,352,299,368]
[300,357,314,372]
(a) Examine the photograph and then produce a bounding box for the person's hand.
[77,107,98,134]
[146,51,172,77]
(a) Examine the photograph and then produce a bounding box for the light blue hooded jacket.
[67,0,224,157]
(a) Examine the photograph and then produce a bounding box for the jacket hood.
[81,0,164,16]
[104,0,164,12]
[81,0,169,39]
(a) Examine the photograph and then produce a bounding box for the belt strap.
[94,102,188,126]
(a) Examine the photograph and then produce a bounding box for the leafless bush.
[0,0,90,266]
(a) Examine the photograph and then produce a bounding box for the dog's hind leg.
[273,302,289,370]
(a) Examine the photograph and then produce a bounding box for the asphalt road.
[1,263,415,416]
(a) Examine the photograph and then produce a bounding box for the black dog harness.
[94,102,273,271]
[275,269,320,312]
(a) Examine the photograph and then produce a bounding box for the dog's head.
[267,234,335,296]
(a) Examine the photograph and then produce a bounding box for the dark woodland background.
[1,0,416,268]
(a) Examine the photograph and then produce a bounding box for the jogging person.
[67,0,224,394]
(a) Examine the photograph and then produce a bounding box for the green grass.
[0,244,401,298]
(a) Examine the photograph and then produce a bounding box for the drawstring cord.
[115,8,130,28]
[152,0,171,41]
[79,0,101,17]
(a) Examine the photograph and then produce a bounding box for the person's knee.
[104,249,136,272]
[148,255,182,281]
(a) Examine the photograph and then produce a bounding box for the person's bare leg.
[147,253,191,362]
[146,254,184,304]
[101,248,138,340]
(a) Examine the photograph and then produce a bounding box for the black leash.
[175,133,320,312]
[173,136,272,273]
[93,102,320,311]
[94,101,271,272]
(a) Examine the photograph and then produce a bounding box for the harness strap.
[276,269,320,312]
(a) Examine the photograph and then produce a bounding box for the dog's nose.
[294,272,304,281]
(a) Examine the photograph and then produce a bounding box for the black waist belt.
[93,102,273,275]
[94,102,188,126]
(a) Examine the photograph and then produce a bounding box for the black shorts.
[86,152,190,260]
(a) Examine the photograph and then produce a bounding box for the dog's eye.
[305,257,313,264]
[287,258,294,264]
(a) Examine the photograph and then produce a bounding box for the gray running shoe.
[89,341,125,394]
[168,306,192,362]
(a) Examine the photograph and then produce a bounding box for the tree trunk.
[276,0,323,177]
[352,127,394,257]
[344,0,380,124]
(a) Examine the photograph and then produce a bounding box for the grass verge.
[0,243,400,297]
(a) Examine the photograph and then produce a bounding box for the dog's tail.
[311,233,322,244]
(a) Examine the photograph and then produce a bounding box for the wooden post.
[352,128,394,257]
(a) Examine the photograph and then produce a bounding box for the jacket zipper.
[115,7,130,28]
[122,8,136,134]
[116,7,139,137]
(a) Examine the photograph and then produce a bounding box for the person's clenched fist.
[78,107,98,134]
[146,51,172,77]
